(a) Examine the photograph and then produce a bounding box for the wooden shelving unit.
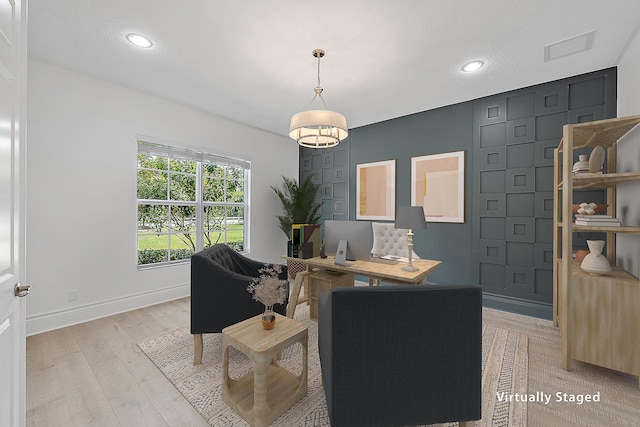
[553,115,640,388]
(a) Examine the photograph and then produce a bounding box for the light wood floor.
[26,298,640,426]
[26,298,208,427]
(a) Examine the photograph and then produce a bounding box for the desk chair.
[369,222,419,285]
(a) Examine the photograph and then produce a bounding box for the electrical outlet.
[69,290,78,301]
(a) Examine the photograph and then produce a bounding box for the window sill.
[137,259,190,271]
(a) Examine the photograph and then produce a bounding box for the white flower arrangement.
[247,264,288,308]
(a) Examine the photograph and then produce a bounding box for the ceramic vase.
[572,154,589,174]
[580,240,611,275]
[261,306,276,330]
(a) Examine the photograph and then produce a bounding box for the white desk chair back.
[371,222,419,259]
[370,222,419,285]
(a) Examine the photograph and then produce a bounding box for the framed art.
[411,150,465,223]
[356,159,396,220]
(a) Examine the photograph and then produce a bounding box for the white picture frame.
[356,159,396,220]
[411,151,465,223]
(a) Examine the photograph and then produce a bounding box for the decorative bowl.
[571,204,608,214]
[575,250,589,263]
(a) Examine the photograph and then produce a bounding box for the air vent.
[544,31,595,62]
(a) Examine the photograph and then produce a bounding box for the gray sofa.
[318,284,482,427]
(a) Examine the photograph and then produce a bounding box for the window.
[136,140,250,266]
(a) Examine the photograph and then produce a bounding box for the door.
[0,0,27,426]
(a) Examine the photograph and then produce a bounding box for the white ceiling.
[28,0,640,137]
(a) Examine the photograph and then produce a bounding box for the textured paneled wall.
[472,69,617,314]
[300,142,350,222]
[300,68,617,319]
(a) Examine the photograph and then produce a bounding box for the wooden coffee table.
[221,313,308,427]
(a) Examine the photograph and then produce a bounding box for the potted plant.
[271,175,322,239]
[247,265,288,329]
[272,175,322,275]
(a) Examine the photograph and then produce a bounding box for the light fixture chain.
[317,54,321,89]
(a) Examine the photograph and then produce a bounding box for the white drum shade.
[289,110,348,148]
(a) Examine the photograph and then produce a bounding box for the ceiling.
[28,1,640,138]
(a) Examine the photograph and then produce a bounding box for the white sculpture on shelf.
[580,240,611,276]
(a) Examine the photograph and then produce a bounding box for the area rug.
[138,305,528,426]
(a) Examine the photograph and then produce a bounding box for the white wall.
[26,60,298,335]
[616,28,640,278]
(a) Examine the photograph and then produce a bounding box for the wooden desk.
[308,270,354,319]
[285,256,442,318]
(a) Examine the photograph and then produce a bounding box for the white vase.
[572,154,589,174]
[581,240,611,275]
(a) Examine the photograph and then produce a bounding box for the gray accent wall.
[473,69,617,318]
[300,68,617,319]
[300,143,350,222]
[349,102,475,286]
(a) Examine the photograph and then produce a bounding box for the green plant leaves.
[271,175,322,238]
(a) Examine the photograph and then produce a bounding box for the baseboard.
[26,283,190,336]
[482,293,552,320]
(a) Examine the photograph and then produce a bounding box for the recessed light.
[126,33,153,48]
[461,60,484,73]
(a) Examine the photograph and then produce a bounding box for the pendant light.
[289,49,348,148]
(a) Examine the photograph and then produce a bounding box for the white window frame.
[136,139,250,268]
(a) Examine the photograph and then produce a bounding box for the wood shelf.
[553,115,640,388]
[572,224,640,234]
[571,262,638,282]
[557,172,640,189]
[557,222,640,234]
[557,115,640,150]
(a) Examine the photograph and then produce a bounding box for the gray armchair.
[318,284,482,427]
[190,244,288,364]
